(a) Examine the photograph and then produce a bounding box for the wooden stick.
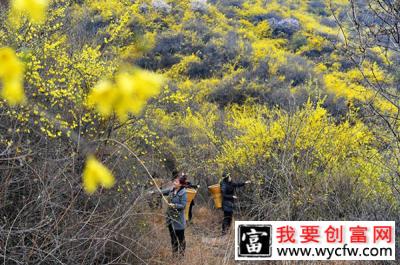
[98,138,170,204]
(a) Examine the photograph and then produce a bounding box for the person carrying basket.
[162,175,188,256]
[220,171,251,235]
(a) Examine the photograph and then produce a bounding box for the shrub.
[218,0,244,8]
[182,18,213,41]
[67,9,109,49]
[208,83,264,108]
[247,12,282,25]
[320,17,337,28]
[308,0,327,16]
[288,32,308,51]
[136,32,185,70]
[322,93,348,119]
[153,32,185,55]
[277,56,314,86]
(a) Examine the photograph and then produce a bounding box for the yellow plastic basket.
[208,184,222,209]
[185,188,197,221]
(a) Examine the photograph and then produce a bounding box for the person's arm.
[221,183,234,200]
[233,180,251,188]
[161,187,172,196]
[173,190,187,210]
[232,182,245,188]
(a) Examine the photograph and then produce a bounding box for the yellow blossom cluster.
[82,155,115,194]
[10,0,49,25]
[87,69,164,121]
[0,47,26,105]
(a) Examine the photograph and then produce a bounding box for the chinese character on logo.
[237,224,272,258]
[300,225,320,243]
[241,229,268,253]
[349,225,368,243]
[373,226,392,243]
[276,225,296,243]
[325,225,343,243]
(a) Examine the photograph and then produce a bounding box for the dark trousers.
[222,211,233,235]
[168,224,185,255]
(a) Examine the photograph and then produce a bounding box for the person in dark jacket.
[220,172,251,235]
[162,175,188,256]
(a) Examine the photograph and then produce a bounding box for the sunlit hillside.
[1,0,399,264]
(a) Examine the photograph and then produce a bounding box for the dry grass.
[140,205,396,265]
[143,206,237,265]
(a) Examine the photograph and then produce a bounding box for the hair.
[178,175,187,186]
[222,171,231,181]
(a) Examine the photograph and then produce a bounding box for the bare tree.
[331,0,400,196]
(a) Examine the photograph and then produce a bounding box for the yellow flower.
[0,47,24,81]
[0,47,26,105]
[131,69,163,99]
[1,78,26,105]
[114,72,137,119]
[114,72,146,119]
[11,0,49,24]
[87,68,164,121]
[82,156,115,194]
[87,80,117,117]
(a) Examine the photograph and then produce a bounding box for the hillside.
[0,0,399,264]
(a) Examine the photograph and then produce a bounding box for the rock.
[273,18,301,37]
[152,0,171,14]
[139,3,149,13]
[191,0,209,13]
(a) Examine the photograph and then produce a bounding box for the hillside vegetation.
[0,0,399,264]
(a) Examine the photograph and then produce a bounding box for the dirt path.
[140,206,357,265]
[143,206,238,265]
